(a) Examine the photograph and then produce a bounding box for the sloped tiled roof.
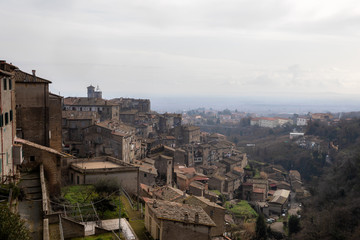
[15,70,51,83]
[152,186,185,201]
[145,198,216,227]
[180,195,225,210]
[64,97,117,106]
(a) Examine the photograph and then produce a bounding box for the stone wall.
[161,220,211,240]
[21,144,62,195]
[15,83,49,146]
[61,216,85,239]
[49,94,62,152]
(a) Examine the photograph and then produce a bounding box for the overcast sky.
[1,0,360,108]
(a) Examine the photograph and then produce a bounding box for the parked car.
[267,218,275,224]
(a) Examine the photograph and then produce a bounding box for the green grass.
[253,169,261,178]
[224,200,258,219]
[71,232,117,240]
[62,185,128,220]
[210,190,222,196]
[63,185,147,239]
[62,185,98,204]
[120,195,147,240]
[244,164,252,170]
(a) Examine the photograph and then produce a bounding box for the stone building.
[152,186,186,202]
[133,158,158,186]
[111,97,151,113]
[0,61,21,182]
[208,174,225,193]
[242,178,269,201]
[65,156,139,196]
[268,189,290,215]
[149,145,175,185]
[62,110,99,156]
[64,97,119,122]
[49,93,63,152]
[179,195,225,237]
[144,198,216,240]
[82,120,142,163]
[175,125,201,145]
[118,110,138,124]
[15,69,62,151]
[182,140,236,167]
[87,85,102,99]
[155,154,173,186]
[158,113,182,134]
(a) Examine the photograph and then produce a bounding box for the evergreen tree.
[255,214,267,240]
[0,205,30,240]
[288,215,301,236]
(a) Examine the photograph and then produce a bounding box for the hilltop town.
[1,61,360,240]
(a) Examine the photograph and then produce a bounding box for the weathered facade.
[158,113,182,134]
[179,196,225,237]
[62,110,99,156]
[64,97,119,122]
[65,156,140,196]
[82,120,143,162]
[15,69,62,151]
[175,125,201,145]
[0,61,19,182]
[144,198,215,240]
[111,97,151,113]
[49,93,63,152]
[133,158,158,186]
[268,189,290,215]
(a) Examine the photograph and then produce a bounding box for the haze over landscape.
[1,0,360,113]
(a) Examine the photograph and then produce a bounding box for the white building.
[296,117,309,126]
[251,117,292,128]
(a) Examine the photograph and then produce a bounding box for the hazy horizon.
[2,0,360,107]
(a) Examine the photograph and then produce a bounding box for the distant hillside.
[293,119,360,239]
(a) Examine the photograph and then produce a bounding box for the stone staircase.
[18,171,43,240]
[19,172,42,200]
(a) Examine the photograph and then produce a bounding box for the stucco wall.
[69,168,138,196]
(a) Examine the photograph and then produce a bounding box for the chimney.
[194,212,199,224]
[32,70,36,76]
[184,211,189,222]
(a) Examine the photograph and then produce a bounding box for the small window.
[71,173,74,184]
[0,114,3,127]
[9,110,13,122]
[77,176,80,184]
[30,156,35,162]
[8,79,12,90]
[144,173,147,177]
[3,78,7,90]
[5,112,9,125]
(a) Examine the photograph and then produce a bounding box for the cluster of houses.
[243,166,309,217]
[1,60,249,239]
[250,112,347,129]
[1,59,312,240]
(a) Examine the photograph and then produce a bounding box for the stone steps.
[20,172,42,200]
